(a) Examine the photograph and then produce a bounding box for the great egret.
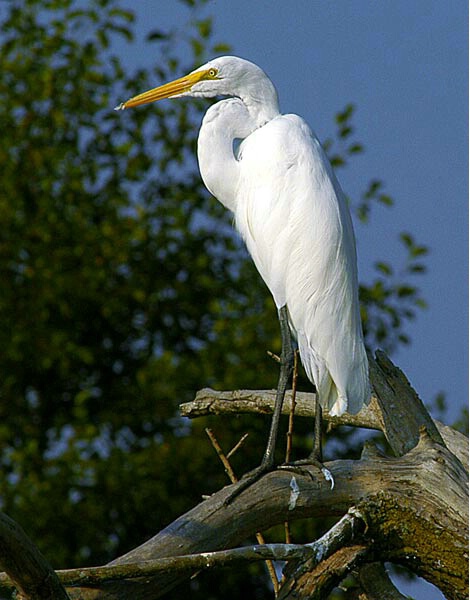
[116,56,369,488]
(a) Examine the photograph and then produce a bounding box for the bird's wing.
[234,114,369,413]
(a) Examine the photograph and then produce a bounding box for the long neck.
[239,75,280,127]
[197,98,260,211]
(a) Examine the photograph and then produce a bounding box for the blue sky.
[115,2,467,598]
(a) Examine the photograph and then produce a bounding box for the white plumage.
[116,55,369,427]
[195,58,369,417]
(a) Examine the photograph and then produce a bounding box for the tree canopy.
[0,1,433,598]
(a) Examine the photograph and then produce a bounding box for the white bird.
[116,56,369,486]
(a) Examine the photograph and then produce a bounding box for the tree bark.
[356,563,410,600]
[43,424,463,600]
[0,512,70,600]
[0,352,467,599]
[181,351,467,470]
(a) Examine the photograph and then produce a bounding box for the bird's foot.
[278,456,335,489]
[223,462,273,506]
[223,456,334,506]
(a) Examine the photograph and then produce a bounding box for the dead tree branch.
[181,351,467,469]
[0,511,70,600]
[0,428,466,600]
[41,423,464,600]
[0,510,364,593]
[0,353,466,600]
[356,563,410,600]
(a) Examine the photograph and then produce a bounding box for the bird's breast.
[234,115,353,306]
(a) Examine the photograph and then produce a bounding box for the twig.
[205,429,280,595]
[267,350,281,364]
[205,428,239,482]
[0,545,318,591]
[0,510,366,591]
[285,350,298,464]
[226,433,249,459]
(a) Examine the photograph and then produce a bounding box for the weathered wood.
[182,388,468,470]
[369,350,445,455]
[357,563,410,600]
[0,353,466,600]
[54,425,467,600]
[279,509,369,599]
[0,511,70,600]
[279,544,370,600]
[181,387,383,430]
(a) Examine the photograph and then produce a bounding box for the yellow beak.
[115,69,211,110]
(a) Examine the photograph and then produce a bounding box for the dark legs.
[223,305,293,503]
[284,391,334,489]
[223,304,333,504]
[266,304,324,469]
[260,304,294,469]
[311,393,323,462]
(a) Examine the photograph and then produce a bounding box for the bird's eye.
[208,68,218,78]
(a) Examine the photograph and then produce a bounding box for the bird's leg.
[311,392,323,462]
[223,305,293,504]
[279,392,334,489]
[260,304,294,468]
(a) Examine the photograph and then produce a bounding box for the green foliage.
[360,229,428,352]
[0,1,430,598]
[0,0,261,570]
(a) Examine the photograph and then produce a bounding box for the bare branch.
[278,508,368,599]
[205,427,279,594]
[0,511,70,600]
[0,545,307,590]
[356,563,409,600]
[183,387,467,466]
[0,427,465,600]
[181,351,468,472]
[279,544,369,600]
[369,350,445,455]
[0,511,364,595]
[0,353,465,600]
[54,426,465,600]
[180,387,382,430]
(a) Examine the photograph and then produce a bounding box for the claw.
[321,467,335,490]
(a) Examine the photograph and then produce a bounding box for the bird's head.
[115,56,278,115]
